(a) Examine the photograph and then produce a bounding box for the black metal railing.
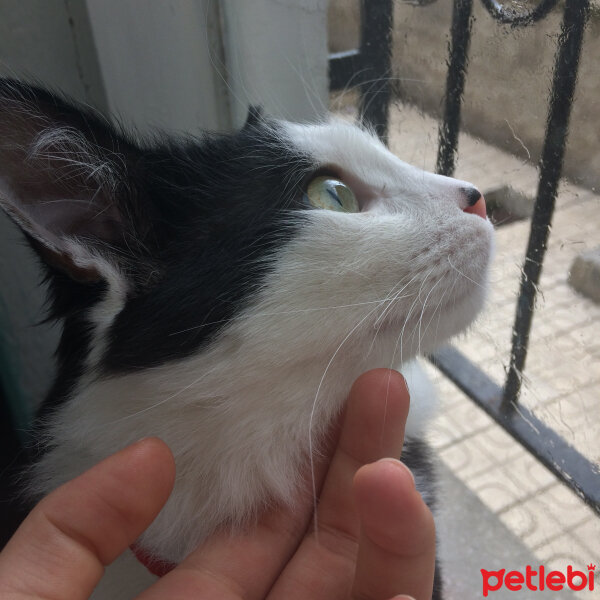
[329,0,600,515]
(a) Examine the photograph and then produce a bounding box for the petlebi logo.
[480,563,595,596]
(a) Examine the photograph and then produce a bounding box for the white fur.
[32,118,494,597]
[28,125,121,194]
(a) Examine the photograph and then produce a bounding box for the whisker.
[307,287,399,542]
[447,255,484,289]
[415,275,445,357]
[169,297,412,336]
[387,267,435,371]
[109,363,222,423]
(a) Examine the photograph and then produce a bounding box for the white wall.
[0,0,107,108]
[84,0,231,135]
[221,0,328,126]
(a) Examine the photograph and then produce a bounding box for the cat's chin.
[370,280,488,361]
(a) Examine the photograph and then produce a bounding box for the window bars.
[329,0,600,515]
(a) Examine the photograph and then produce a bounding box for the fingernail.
[377,457,416,487]
[390,595,416,600]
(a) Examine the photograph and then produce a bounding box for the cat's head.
[0,79,493,400]
[1,79,494,560]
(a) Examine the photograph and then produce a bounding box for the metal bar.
[503,0,591,407]
[329,49,363,92]
[431,346,600,516]
[358,0,394,143]
[435,0,474,177]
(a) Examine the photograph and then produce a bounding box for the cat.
[0,79,493,599]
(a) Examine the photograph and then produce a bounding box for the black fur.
[104,129,316,371]
[403,438,444,600]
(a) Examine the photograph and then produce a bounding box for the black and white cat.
[0,79,493,599]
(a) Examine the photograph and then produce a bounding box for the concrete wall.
[328,0,600,192]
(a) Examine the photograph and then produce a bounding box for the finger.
[352,459,436,600]
[318,369,410,538]
[0,438,174,600]
[269,368,410,600]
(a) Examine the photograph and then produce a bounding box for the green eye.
[305,176,359,213]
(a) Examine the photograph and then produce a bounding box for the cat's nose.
[462,187,486,219]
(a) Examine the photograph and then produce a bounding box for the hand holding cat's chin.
[0,369,435,600]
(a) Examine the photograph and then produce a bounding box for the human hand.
[0,369,435,600]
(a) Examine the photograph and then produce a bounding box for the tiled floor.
[334,94,600,598]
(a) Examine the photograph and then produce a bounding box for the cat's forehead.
[282,119,425,192]
[282,118,479,209]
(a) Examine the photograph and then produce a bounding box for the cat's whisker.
[421,277,455,346]
[284,56,327,119]
[365,292,417,359]
[331,67,372,110]
[169,295,412,336]
[308,297,391,543]
[447,255,485,289]
[366,271,421,357]
[415,275,445,356]
[370,268,434,449]
[392,267,435,368]
[108,364,223,423]
[367,269,429,359]
[2,71,495,590]
[382,295,417,383]
[372,269,424,328]
[369,273,413,328]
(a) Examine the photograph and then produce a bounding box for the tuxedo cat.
[0,79,493,598]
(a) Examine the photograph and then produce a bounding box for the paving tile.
[526,350,597,388]
[518,371,565,407]
[479,424,527,461]
[439,433,500,479]
[570,515,600,556]
[467,466,536,513]
[453,333,498,362]
[505,453,559,494]
[499,498,567,549]
[540,484,597,528]
[428,418,466,450]
[533,533,597,599]
[569,321,600,348]
[443,391,496,429]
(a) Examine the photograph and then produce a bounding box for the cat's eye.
[305,176,359,213]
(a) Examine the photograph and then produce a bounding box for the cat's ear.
[0,79,143,283]
[243,105,264,129]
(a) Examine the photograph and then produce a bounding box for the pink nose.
[463,194,487,220]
